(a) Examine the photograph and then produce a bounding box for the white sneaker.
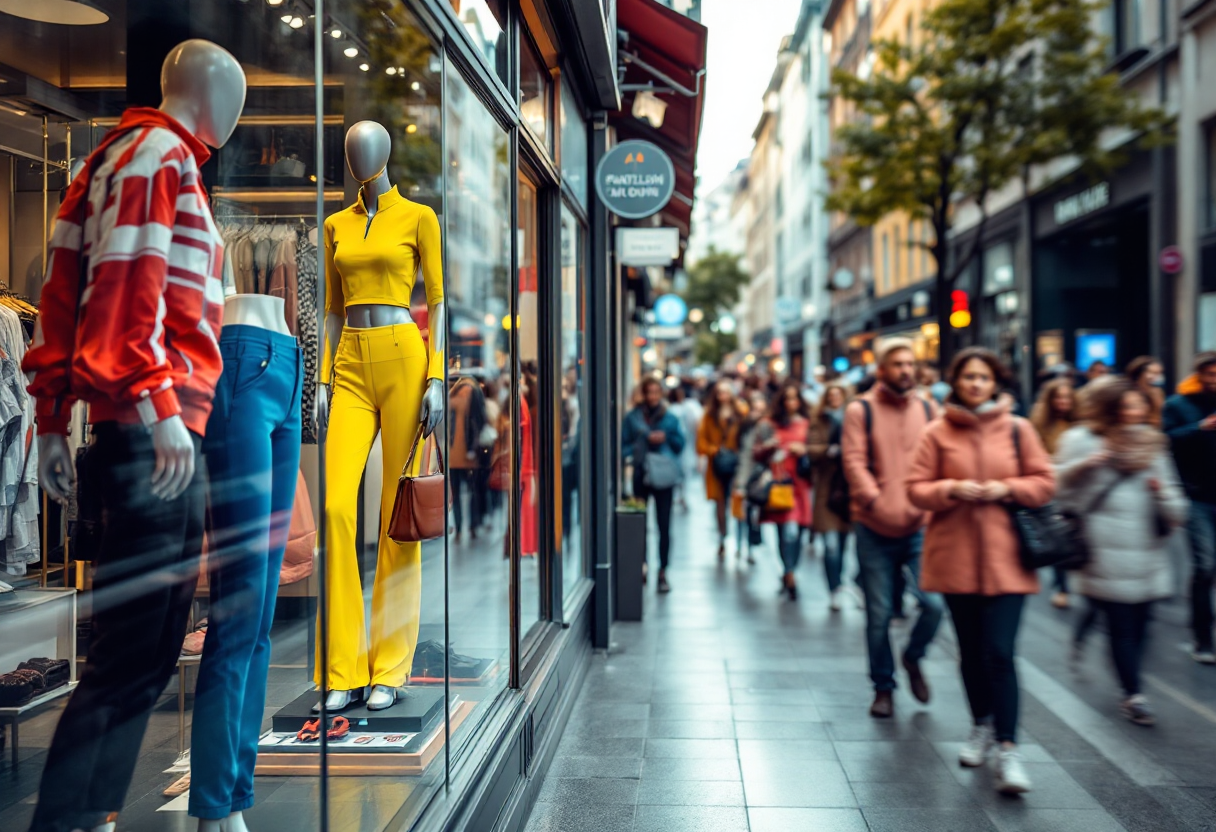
[995,749,1032,794]
[958,723,994,767]
[829,589,844,611]
[1192,647,1216,665]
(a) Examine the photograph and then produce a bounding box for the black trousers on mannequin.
[30,423,205,832]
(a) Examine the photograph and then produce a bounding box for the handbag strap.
[402,424,445,477]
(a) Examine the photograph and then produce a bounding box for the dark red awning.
[611,0,707,234]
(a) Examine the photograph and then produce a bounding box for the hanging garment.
[281,469,316,585]
[296,227,319,444]
[318,323,428,690]
[269,233,298,333]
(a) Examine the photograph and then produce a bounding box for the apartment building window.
[1206,122,1216,231]
[908,221,916,280]
[1110,0,1144,56]
[894,226,902,285]
[922,223,931,276]
[882,232,890,292]
[776,183,784,219]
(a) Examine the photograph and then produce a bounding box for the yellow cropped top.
[322,185,445,382]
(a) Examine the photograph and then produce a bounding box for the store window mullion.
[543,187,564,623]
[508,125,522,691]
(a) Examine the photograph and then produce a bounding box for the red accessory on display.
[387,424,448,543]
[23,107,225,436]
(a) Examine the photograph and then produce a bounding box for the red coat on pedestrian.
[752,416,813,527]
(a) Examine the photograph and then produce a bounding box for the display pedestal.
[255,694,472,776]
[271,686,445,735]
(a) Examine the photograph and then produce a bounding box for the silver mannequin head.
[345,121,391,183]
[159,40,246,149]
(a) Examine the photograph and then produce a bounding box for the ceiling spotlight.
[359,63,370,72]
[280,13,292,22]
[330,27,342,39]
[410,81,421,91]
[289,15,304,28]
[343,46,358,58]
[386,67,397,76]
[0,0,109,24]
[266,0,284,5]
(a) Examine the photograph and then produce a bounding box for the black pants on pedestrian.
[451,468,483,534]
[945,593,1025,745]
[1093,599,1152,696]
[31,423,205,832]
[634,475,674,570]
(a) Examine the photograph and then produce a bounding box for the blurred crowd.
[622,343,1216,796]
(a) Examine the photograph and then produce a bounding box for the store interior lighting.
[288,15,304,28]
[343,46,358,58]
[330,27,343,38]
[0,0,109,24]
[359,63,370,72]
[266,0,284,5]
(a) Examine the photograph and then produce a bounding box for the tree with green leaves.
[683,247,749,366]
[826,0,1167,359]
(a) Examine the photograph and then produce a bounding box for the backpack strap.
[861,399,874,475]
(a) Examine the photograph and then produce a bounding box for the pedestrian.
[697,380,748,559]
[807,382,853,611]
[842,337,944,718]
[668,385,704,511]
[907,347,1055,795]
[1055,380,1189,725]
[732,390,768,565]
[1030,377,1077,609]
[744,381,813,600]
[1125,355,1166,427]
[622,376,686,594]
[1084,360,1111,385]
[1163,351,1216,664]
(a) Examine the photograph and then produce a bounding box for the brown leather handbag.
[387,425,448,543]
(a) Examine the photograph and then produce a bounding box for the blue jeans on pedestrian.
[778,522,803,575]
[855,524,944,692]
[1188,501,1216,651]
[822,530,850,593]
[190,326,303,820]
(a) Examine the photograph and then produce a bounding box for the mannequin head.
[159,40,246,148]
[345,121,391,183]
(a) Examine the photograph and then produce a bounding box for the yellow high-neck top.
[322,185,445,382]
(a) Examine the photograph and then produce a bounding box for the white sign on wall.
[618,227,680,266]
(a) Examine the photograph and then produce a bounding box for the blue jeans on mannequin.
[855,525,944,692]
[190,326,302,820]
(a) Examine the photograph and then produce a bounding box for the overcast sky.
[695,0,804,196]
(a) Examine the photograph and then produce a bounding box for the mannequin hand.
[314,383,330,433]
[37,434,75,505]
[420,378,444,438]
[151,415,195,501]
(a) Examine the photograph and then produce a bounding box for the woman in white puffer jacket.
[1054,380,1190,727]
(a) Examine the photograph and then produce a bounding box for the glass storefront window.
[559,204,587,597]
[519,35,552,149]
[447,0,510,89]
[559,81,588,208]
[517,174,543,633]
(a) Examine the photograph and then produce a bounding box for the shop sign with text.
[596,140,676,219]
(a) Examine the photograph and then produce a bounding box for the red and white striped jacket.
[23,108,225,436]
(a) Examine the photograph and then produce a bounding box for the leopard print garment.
[296,226,319,444]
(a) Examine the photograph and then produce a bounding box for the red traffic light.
[950,290,971,328]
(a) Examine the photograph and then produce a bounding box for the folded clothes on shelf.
[0,657,69,706]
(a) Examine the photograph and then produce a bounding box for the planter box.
[614,510,647,622]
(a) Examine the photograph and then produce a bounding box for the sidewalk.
[524,488,1216,832]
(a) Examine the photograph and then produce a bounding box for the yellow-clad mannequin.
[314,121,446,713]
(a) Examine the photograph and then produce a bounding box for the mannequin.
[314,120,446,713]
[22,40,246,832]
[190,292,301,832]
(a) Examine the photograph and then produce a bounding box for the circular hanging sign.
[653,294,688,327]
[595,140,676,220]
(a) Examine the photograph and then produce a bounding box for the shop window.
[448,0,509,88]
[559,204,588,598]
[518,174,543,634]
[559,80,588,208]
[983,241,1016,295]
[520,34,552,150]
[444,51,513,753]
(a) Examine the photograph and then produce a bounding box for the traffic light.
[950,289,971,329]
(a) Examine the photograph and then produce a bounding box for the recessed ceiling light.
[343,46,358,58]
[0,0,109,25]
[266,0,284,5]
[410,81,421,91]
[289,15,304,28]
[330,27,342,38]
[386,67,397,76]
[280,13,292,22]
[359,63,370,72]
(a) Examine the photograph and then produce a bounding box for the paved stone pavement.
[524,487,1216,832]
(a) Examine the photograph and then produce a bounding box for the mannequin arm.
[420,301,446,437]
[314,311,344,431]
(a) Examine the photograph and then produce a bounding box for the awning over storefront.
[611,0,707,234]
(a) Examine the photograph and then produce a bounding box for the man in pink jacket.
[843,339,944,718]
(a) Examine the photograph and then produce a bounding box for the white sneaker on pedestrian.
[1121,694,1156,726]
[958,723,994,767]
[995,748,1032,795]
[829,588,844,612]
[1191,647,1216,665]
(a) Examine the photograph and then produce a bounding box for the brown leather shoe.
[869,690,894,718]
[902,655,931,704]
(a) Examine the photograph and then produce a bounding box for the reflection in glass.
[559,205,587,597]
[448,0,509,88]
[560,82,588,209]
[519,35,551,148]
[518,175,543,632]
[444,57,513,750]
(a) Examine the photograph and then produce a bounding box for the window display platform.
[271,686,446,735]
[255,698,472,776]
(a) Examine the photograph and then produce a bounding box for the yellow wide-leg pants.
[318,323,428,690]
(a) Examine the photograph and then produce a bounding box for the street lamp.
[688,307,704,324]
